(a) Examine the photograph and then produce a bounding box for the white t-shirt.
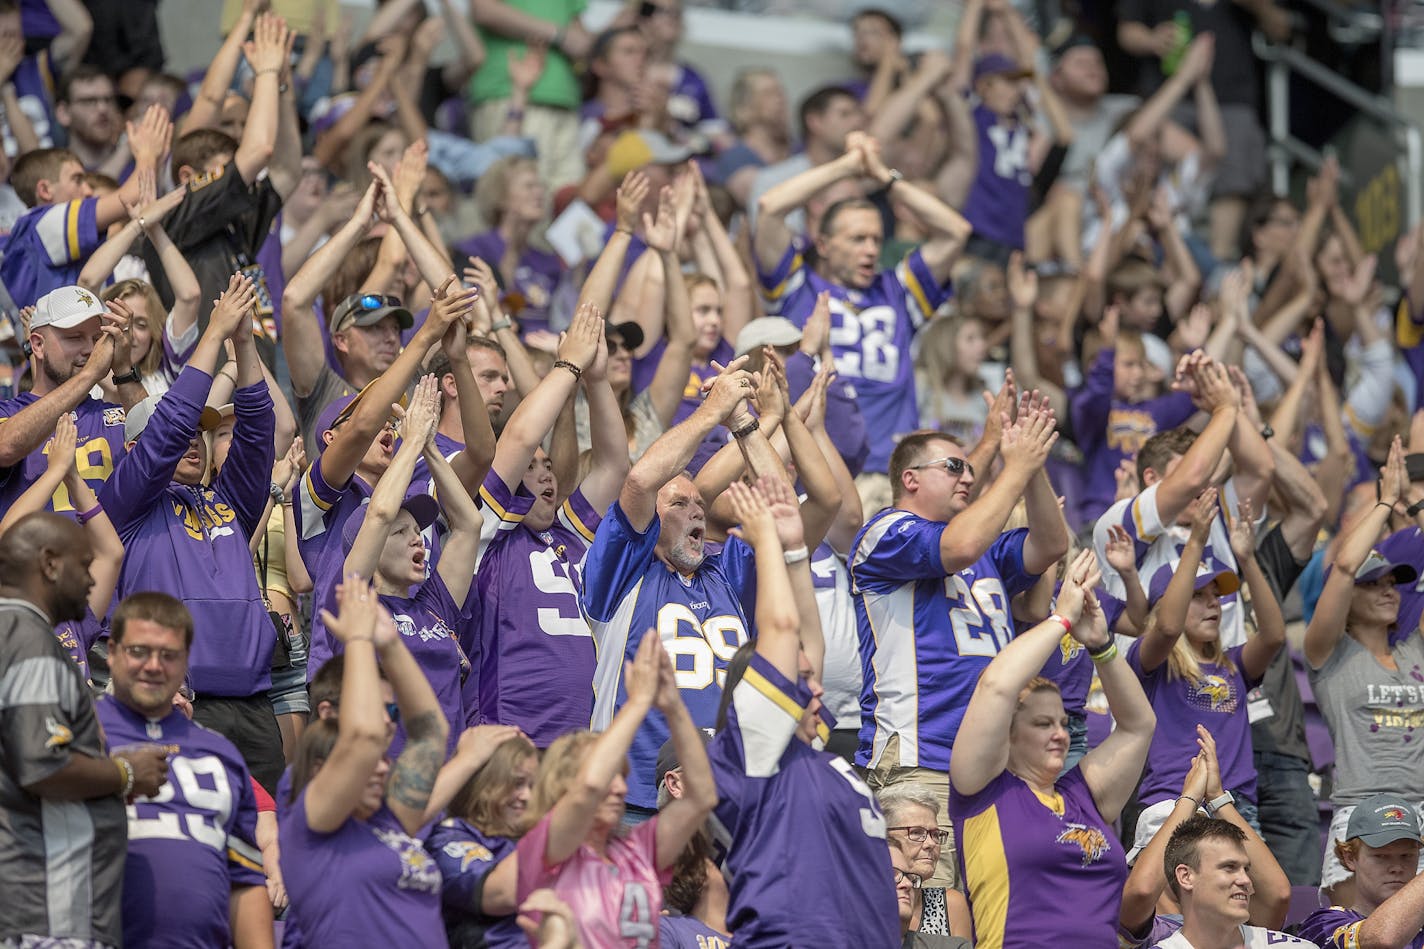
[1153,924,1313,947]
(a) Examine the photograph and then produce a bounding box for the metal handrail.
[1253,33,1422,234]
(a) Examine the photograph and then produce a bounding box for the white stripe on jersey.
[1152,925,1313,948]
[33,203,72,265]
[589,578,645,730]
[732,673,799,778]
[42,798,97,940]
[853,510,921,769]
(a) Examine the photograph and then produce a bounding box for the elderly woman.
[1305,438,1424,904]
[949,549,1156,948]
[878,785,972,939]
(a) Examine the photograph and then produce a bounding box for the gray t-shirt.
[0,598,126,946]
[1308,629,1424,805]
[296,364,355,455]
[1054,94,1139,193]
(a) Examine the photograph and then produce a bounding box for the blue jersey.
[1,53,57,157]
[0,197,101,306]
[581,502,754,808]
[758,243,951,473]
[97,698,265,949]
[707,652,899,947]
[851,511,1038,770]
[0,394,126,518]
[426,817,523,949]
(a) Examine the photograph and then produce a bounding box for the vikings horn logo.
[1194,675,1234,711]
[442,840,494,872]
[1057,823,1110,866]
[1059,633,1081,664]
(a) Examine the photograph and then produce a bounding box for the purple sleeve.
[897,249,952,326]
[948,766,1011,820]
[98,365,212,536]
[630,337,668,395]
[213,380,277,537]
[987,528,1039,597]
[853,514,948,586]
[785,351,868,477]
[1294,907,1360,948]
[580,501,661,620]
[1070,348,1116,450]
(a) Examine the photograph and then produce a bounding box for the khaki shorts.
[862,735,960,890]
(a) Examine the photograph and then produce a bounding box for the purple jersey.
[1120,913,1183,949]
[665,62,720,135]
[297,452,373,677]
[950,766,1126,948]
[851,512,1039,770]
[1377,525,1424,641]
[54,606,102,685]
[1298,905,1424,948]
[280,793,447,948]
[758,243,950,472]
[453,231,564,336]
[709,652,898,948]
[784,349,868,477]
[960,103,1030,250]
[426,817,522,948]
[99,370,277,697]
[1399,295,1424,415]
[630,337,736,474]
[659,915,731,949]
[1035,586,1125,717]
[1,52,57,156]
[581,502,754,808]
[0,393,127,517]
[0,197,101,306]
[1153,926,1314,947]
[516,811,670,949]
[1128,640,1260,805]
[97,698,265,949]
[473,473,599,746]
[1070,347,1196,524]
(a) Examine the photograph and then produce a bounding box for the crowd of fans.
[2,0,1424,946]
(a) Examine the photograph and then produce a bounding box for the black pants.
[193,693,286,795]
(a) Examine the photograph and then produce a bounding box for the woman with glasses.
[879,786,972,940]
[891,848,972,949]
[949,549,1156,948]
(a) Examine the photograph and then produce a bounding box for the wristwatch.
[268,482,285,504]
[1204,791,1234,817]
[111,367,141,386]
[1259,423,1274,440]
[1407,497,1424,518]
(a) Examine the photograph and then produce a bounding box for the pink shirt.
[516,811,671,947]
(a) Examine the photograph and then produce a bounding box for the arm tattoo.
[387,712,444,811]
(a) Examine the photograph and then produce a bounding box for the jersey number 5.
[944,575,1013,657]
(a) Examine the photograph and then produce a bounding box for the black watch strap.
[1408,498,1424,517]
[111,368,141,386]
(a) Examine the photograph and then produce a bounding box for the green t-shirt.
[469,0,587,109]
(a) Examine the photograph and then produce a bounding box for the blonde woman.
[1127,488,1285,830]
[914,312,990,445]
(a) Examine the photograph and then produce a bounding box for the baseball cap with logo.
[32,286,106,331]
[1354,550,1419,586]
[734,317,803,358]
[1346,794,1422,847]
[328,293,414,336]
[125,394,227,443]
[1146,558,1240,605]
[340,494,442,554]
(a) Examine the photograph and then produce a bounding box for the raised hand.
[723,479,778,550]
[615,171,650,235]
[1298,317,1325,376]
[1007,252,1037,311]
[209,272,258,339]
[1196,724,1224,799]
[243,12,292,77]
[103,297,138,380]
[1114,457,1140,502]
[1054,548,1098,624]
[998,389,1057,472]
[319,574,381,644]
[272,436,306,497]
[401,374,441,447]
[700,356,756,423]
[0,32,24,82]
[1180,32,1215,83]
[1340,253,1379,307]
[1229,498,1257,563]
[1174,303,1211,353]
[800,290,832,358]
[46,412,77,476]
[623,629,663,709]
[585,327,610,383]
[557,301,604,370]
[454,724,525,764]
[1104,524,1136,576]
[428,275,481,337]
[759,473,804,552]
[1188,357,1239,414]
[641,185,679,253]
[652,640,680,714]
[1188,486,1219,540]
[750,348,787,424]
[127,104,173,170]
[392,139,429,212]
[1181,745,1210,806]
[795,365,833,431]
[1225,365,1262,429]
[1379,435,1408,508]
[507,42,547,93]
[1098,304,1121,344]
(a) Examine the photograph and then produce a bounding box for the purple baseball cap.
[973,52,1033,83]
[1355,550,1419,586]
[314,394,358,448]
[340,494,441,554]
[1146,558,1240,605]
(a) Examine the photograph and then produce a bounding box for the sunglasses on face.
[911,456,974,478]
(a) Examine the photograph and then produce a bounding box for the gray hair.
[876,784,941,824]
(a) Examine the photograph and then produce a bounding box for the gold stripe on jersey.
[962,804,1011,947]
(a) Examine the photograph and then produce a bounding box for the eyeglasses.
[893,869,924,889]
[887,825,950,845]
[911,456,974,478]
[639,1,681,16]
[118,643,187,665]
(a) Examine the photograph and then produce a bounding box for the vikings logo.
[442,840,494,873]
[1057,822,1110,866]
[1059,633,1082,664]
[373,827,441,892]
[1193,675,1235,712]
[43,716,73,750]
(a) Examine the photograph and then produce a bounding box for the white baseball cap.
[734,317,803,358]
[32,286,105,331]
